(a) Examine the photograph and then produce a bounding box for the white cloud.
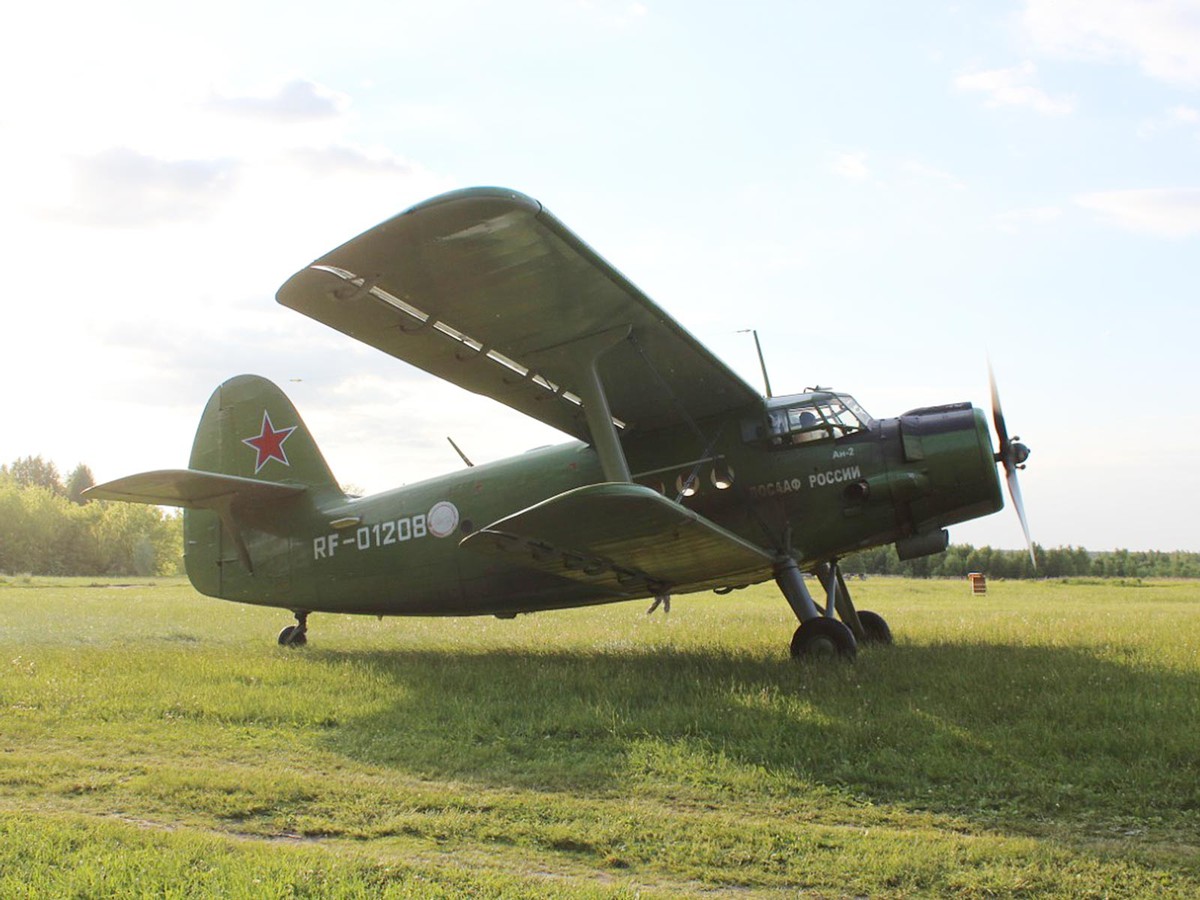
[57,148,239,227]
[993,206,1062,233]
[1076,188,1200,237]
[284,145,415,178]
[955,61,1074,115]
[901,160,966,191]
[575,1,649,26]
[831,151,870,181]
[1023,0,1200,87]
[1138,104,1200,137]
[208,79,350,122]
[0,45,455,486]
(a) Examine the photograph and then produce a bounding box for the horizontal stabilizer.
[85,469,306,508]
[461,483,773,597]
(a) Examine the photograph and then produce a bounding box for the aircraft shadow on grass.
[311,642,1198,829]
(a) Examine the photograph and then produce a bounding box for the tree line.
[0,456,181,577]
[2,454,1197,579]
[840,542,1200,579]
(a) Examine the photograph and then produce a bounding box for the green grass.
[2,576,1198,896]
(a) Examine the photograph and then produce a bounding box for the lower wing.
[461,483,774,597]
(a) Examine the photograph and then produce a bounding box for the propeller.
[988,362,1036,568]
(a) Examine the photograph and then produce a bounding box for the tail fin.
[189,374,339,492]
[88,375,341,503]
[86,376,339,598]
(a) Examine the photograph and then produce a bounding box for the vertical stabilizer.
[183,375,339,601]
[189,374,339,494]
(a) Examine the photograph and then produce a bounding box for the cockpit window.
[756,392,875,446]
[787,409,819,431]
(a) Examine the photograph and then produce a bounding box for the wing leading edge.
[276,188,762,442]
[460,483,775,597]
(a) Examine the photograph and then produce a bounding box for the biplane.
[88,187,1032,658]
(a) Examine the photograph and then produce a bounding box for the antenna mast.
[738,329,773,398]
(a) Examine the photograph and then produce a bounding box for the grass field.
[1,575,1198,897]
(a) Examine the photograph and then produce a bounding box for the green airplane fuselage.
[183,380,1001,618]
[87,187,1023,656]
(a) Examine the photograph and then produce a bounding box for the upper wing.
[276,188,761,441]
[460,483,775,597]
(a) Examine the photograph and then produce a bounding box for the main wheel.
[790,618,857,660]
[856,610,893,645]
[277,624,307,647]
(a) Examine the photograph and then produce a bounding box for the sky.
[2,0,1198,552]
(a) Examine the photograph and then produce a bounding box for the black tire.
[277,625,307,647]
[856,610,893,645]
[790,618,857,660]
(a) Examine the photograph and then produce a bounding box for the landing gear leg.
[816,561,892,646]
[278,611,309,647]
[775,558,856,660]
[775,558,822,622]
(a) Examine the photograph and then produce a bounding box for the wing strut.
[527,324,632,483]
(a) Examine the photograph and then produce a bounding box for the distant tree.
[132,534,158,576]
[8,455,64,495]
[1098,549,1132,578]
[840,541,1200,579]
[842,544,898,576]
[0,473,20,573]
[934,544,970,577]
[0,464,183,576]
[965,545,994,576]
[87,501,182,576]
[65,463,95,505]
[5,483,75,574]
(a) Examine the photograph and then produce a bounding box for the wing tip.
[406,186,541,217]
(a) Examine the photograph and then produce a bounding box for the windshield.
[761,392,875,444]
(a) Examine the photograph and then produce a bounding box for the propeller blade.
[988,360,1009,452]
[1005,466,1036,568]
[989,362,1036,569]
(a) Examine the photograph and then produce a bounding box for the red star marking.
[242,411,297,474]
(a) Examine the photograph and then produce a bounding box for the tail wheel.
[790,618,857,660]
[856,610,893,645]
